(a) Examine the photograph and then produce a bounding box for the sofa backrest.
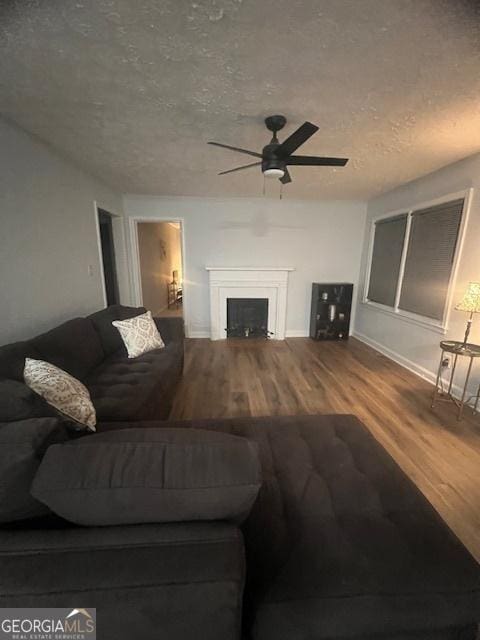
[88,305,146,356]
[0,306,148,387]
[0,341,42,382]
[31,318,104,382]
[0,379,55,423]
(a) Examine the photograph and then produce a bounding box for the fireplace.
[227,298,269,338]
[206,267,294,340]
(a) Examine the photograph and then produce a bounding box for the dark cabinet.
[309,283,353,341]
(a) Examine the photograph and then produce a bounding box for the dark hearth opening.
[227,298,269,338]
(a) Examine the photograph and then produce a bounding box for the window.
[367,214,407,307]
[399,200,463,321]
[365,196,466,326]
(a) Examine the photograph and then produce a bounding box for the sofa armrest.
[0,521,245,640]
[154,316,184,345]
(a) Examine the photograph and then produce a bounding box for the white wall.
[0,117,129,344]
[123,196,366,338]
[355,152,480,395]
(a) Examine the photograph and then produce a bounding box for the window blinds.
[367,214,407,307]
[398,199,464,321]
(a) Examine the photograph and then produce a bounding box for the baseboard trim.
[353,331,436,385]
[285,330,309,338]
[353,331,476,405]
[188,330,309,339]
[188,331,210,339]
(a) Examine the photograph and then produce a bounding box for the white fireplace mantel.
[206,267,294,340]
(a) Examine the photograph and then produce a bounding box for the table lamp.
[455,282,480,348]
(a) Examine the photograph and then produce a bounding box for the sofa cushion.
[0,379,54,422]
[0,340,41,381]
[153,415,480,639]
[31,427,261,526]
[87,342,182,421]
[88,305,146,356]
[31,318,104,381]
[0,417,69,523]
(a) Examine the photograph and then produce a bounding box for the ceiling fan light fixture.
[264,167,285,179]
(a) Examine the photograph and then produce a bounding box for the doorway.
[135,221,184,318]
[97,208,120,306]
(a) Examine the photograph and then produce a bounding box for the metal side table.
[431,340,480,420]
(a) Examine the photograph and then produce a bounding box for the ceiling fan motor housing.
[262,143,285,173]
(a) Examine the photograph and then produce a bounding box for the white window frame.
[362,188,473,334]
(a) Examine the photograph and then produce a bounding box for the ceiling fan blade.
[287,155,349,166]
[208,141,262,158]
[275,121,319,157]
[218,161,262,175]
[280,168,292,184]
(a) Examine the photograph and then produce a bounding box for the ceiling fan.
[208,115,348,185]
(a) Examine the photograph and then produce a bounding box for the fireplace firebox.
[226,298,269,338]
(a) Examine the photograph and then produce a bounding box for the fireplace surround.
[206,267,294,341]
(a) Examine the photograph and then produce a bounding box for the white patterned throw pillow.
[112,310,165,358]
[24,358,96,431]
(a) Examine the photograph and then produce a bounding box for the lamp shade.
[455,282,480,313]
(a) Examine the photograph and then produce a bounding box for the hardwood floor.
[170,337,480,562]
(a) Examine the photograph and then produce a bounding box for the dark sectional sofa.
[0,308,479,640]
[0,304,185,421]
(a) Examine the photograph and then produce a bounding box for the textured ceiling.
[1,0,480,199]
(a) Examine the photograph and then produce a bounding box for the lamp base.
[461,315,473,349]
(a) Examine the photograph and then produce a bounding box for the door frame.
[128,216,187,324]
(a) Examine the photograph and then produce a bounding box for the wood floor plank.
[169,337,480,561]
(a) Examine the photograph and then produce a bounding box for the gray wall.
[123,196,367,337]
[354,152,480,395]
[0,117,129,344]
